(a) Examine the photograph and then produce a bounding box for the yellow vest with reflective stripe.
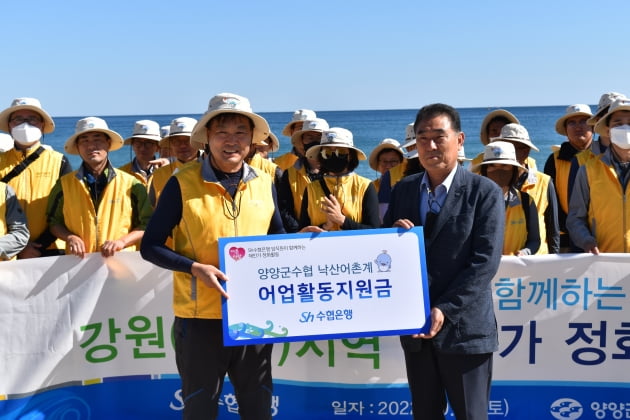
[0,147,63,245]
[584,157,630,252]
[171,162,276,319]
[60,170,137,252]
[305,174,371,230]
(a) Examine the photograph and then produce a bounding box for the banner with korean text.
[0,252,628,419]
[218,228,431,345]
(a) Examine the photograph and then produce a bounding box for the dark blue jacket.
[383,166,504,354]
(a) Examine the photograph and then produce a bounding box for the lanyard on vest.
[1,146,46,184]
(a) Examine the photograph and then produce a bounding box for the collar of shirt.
[419,165,457,223]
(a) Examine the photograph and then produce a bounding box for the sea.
[39,105,580,180]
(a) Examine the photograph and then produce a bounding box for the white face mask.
[11,122,42,147]
[610,125,630,150]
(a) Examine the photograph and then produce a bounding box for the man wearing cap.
[383,103,504,420]
[475,141,540,256]
[274,108,317,170]
[543,104,594,252]
[141,93,284,419]
[567,98,630,254]
[119,119,164,185]
[47,117,152,258]
[0,97,72,258]
[148,117,201,207]
[491,123,560,254]
[254,132,279,160]
[277,118,328,232]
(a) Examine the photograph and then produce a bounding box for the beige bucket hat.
[290,118,329,147]
[161,117,198,148]
[123,119,161,145]
[282,109,317,137]
[472,141,527,172]
[471,140,527,172]
[593,98,630,137]
[368,138,403,171]
[0,97,55,134]
[479,109,520,146]
[555,104,592,135]
[306,127,367,161]
[587,92,627,126]
[490,123,539,151]
[190,93,270,149]
[64,117,123,155]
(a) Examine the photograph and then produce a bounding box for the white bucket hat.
[555,104,592,136]
[587,92,627,125]
[306,127,367,161]
[593,98,630,137]
[458,145,471,162]
[472,141,527,172]
[490,123,539,152]
[290,118,329,147]
[258,132,280,152]
[401,123,417,159]
[479,109,520,146]
[124,119,161,145]
[368,138,403,171]
[190,93,270,149]
[0,97,55,134]
[162,117,198,148]
[282,109,317,137]
[160,125,171,139]
[64,117,124,155]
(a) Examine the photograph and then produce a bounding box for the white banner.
[1,252,628,419]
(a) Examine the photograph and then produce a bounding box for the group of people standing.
[0,91,626,420]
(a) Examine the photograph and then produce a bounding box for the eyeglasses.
[320,148,349,159]
[378,159,402,166]
[133,140,158,148]
[10,116,43,126]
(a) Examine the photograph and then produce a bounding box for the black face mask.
[321,155,349,173]
[303,141,318,153]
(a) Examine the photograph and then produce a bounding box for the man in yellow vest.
[47,117,152,258]
[119,119,165,186]
[141,92,284,419]
[568,98,630,253]
[543,104,593,252]
[274,108,317,170]
[0,97,72,258]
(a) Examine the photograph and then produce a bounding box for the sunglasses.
[320,148,349,159]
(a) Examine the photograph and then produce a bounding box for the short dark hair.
[206,113,255,131]
[413,103,461,133]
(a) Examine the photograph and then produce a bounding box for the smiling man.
[383,103,504,420]
[46,117,151,258]
[141,93,285,420]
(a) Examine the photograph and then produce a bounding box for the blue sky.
[2,0,629,116]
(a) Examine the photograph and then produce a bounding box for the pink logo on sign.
[229,247,246,261]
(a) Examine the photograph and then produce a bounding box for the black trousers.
[402,340,493,420]
[174,317,273,420]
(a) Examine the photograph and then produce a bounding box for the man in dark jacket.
[383,103,504,420]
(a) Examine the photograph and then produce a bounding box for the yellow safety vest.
[287,165,311,220]
[274,152,298,171]
[503,191,529,255]
[520,171,552,254]
[60,170,137,252]
[0,147,64,247]
[248,153,279,181]
[304,174,371,230]
[584,157,630,252]
[171,162,276,319]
